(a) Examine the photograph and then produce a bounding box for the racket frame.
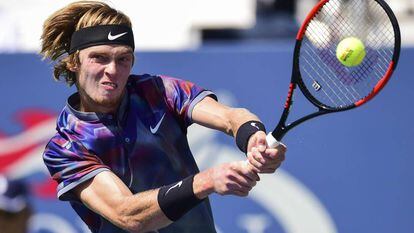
[269,0,401,143]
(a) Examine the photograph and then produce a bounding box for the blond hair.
[40,1,132,86]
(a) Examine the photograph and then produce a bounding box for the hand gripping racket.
[266,0,401,148]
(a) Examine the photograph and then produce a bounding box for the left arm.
[192,96,260,137]
[192,96,286,173]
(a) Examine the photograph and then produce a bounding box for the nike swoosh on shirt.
[165,181,183,196]
[107,31,128,40]
[150,113,166,134]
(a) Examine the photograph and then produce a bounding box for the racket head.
[292,0,401,111]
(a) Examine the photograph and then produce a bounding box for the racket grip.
[266,132,285,148]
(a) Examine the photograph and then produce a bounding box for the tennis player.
[41,1,286,232]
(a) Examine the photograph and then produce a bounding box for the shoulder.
[44,107,73,154]
[127,74,161,91]
[127,74,185,86]
[127,74,188,95]
[128,74,161,85]
[43,132,70,161]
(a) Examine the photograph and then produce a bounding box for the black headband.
[68,25,135,54]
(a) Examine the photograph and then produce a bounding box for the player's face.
[75,45,134,113]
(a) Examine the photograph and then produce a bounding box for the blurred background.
[0,0,413,232]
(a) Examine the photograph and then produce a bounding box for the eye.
[118,55,133,64]
[91,54,109,63]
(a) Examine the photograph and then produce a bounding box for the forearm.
[114,163,258,231]
[112,190,172,233]
[79,161,259,233]
[76,172,171,233]
[114,173,213,230]
[227,108,261,137]
[192,97,261,137]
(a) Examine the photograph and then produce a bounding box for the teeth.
[103,82,117,88]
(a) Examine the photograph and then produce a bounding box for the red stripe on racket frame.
[355,62,395,107]
[296,0,330,40]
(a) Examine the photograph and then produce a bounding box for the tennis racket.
[266,0,401,148]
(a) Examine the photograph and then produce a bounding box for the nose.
[105,60,118,76]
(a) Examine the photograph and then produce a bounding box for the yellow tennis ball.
[336,37,366,67]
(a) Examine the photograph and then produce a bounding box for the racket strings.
[300,0,395,108]
[303,20,361,105]
[303,2,365,105]
[339,0,393,93]
[302,48,357,105]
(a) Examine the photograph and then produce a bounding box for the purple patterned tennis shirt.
[43,74,217,233]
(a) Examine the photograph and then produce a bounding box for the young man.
[41,1,286,233]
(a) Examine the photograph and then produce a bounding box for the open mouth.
[101,82,118,89]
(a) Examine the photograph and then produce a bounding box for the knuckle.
[255,163,264,169]
[225,170,233,178]
[248,156,256,164]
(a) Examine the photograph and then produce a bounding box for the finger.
[228,180,255,194]
[256,132,267,152]
[226,179,255,193]
[276,143,287,153]
[250,149,284,171]
[231,189,249,197]
[261,164,282,174]
[259,169,276,174]
[259,162,281,171]
[259,158,277,167]
[243,160,261,179]
[249,151,278,170]
[230,167,258,187]
[234,171,258,187]
[247,133,258,152]
[251,147,266,163]
[246,156,264,173]
[248,155,282,172]
[263,148,286,162]
[240,171,259,185]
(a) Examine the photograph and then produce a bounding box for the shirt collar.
[65,92,129,122]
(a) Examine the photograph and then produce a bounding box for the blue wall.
[0,44,413,233]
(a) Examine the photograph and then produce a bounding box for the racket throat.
[271,124,287,142]
[272,113,290,141]
[273,108,332,142]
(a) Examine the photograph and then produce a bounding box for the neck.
[78,92,124,115]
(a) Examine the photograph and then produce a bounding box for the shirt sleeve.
[160,75,217,127]
[43,135,110,202]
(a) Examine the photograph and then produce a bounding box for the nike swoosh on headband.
[108,31,128,41]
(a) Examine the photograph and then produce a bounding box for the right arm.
[74,161,258,233]
[74,171,170,232]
